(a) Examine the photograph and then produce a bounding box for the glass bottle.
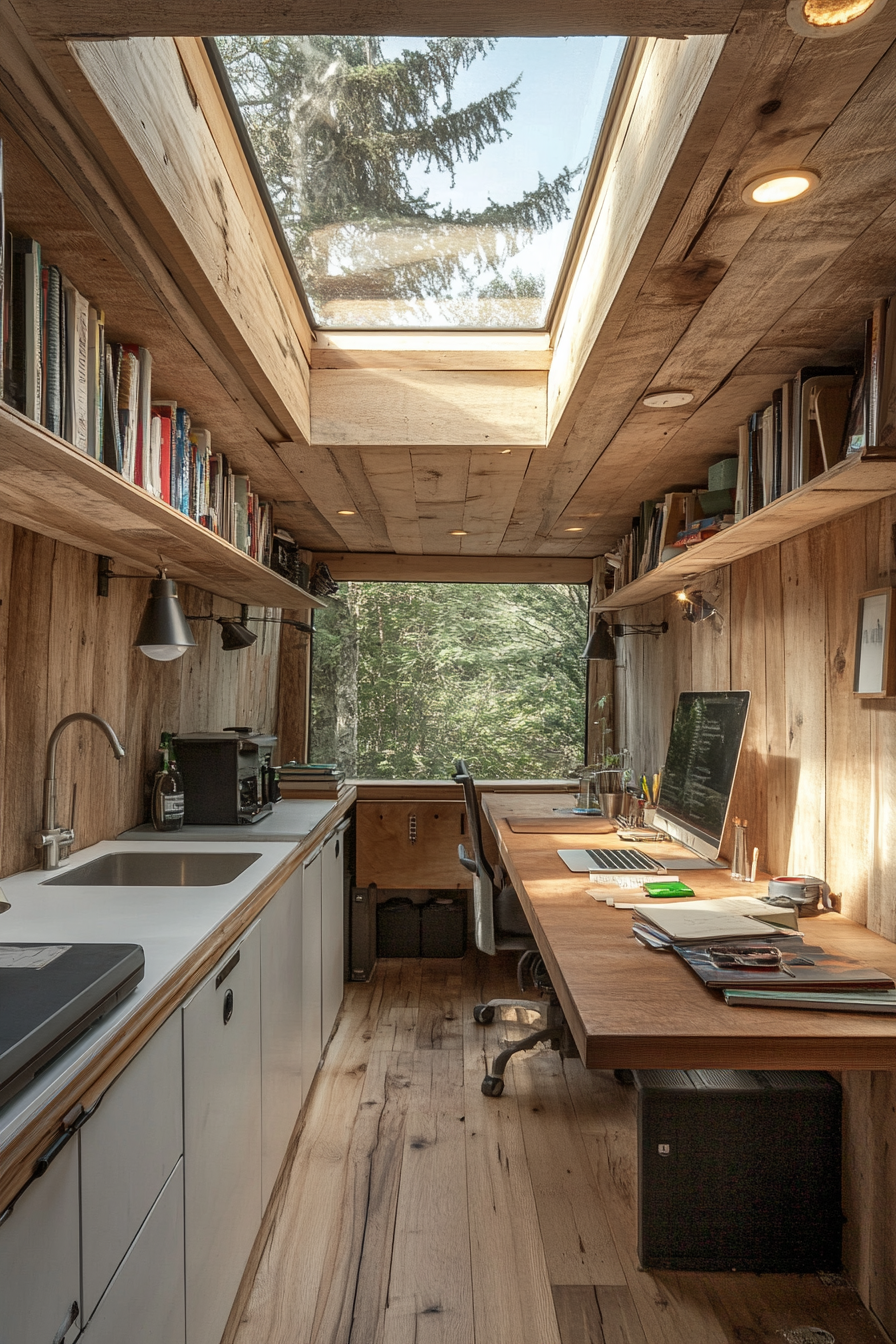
[151,731,185,831]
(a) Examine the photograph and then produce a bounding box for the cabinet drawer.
[82,1160,185,1344]
[356,801,471,888]
[0,1134,80,1344]
[81,1011,183,1321]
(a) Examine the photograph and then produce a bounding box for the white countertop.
[117,799,340,843]
[0,837,296,1151]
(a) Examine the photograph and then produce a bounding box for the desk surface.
[482,792,896,1071]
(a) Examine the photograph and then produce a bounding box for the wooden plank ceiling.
[11,0,896,568]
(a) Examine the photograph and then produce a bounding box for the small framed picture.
[854,587,896,697]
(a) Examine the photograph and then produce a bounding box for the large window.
[214,35,626,328]
[309,581,587,778]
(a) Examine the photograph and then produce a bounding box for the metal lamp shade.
[583,619,617,661]
[134,577,197,661]
[218,620,257,651]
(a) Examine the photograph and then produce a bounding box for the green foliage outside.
[215,36,578,322]
[310,582,587,779]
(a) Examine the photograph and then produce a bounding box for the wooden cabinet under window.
[356,801,473,888]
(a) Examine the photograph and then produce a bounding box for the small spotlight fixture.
[565,526,584,532]
[675,588,720,624]
[787,0,887,35]
[742,168,820,205]
[501,448,512,454]
[642,390,694,409]
[337,509,356,516]
[583,615,669,661]
[449,529,468,536]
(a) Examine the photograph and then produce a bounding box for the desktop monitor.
[654,690,751,861]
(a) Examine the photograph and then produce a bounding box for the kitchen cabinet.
[183,922,262,1344]
[0,1134,80,1344]
[301,847,323,1102]
[321,822,348,1047]
[80,1011,183,1320]
[356,800,471,888]
[260,868,304,1204]
[80,1160,185,1344]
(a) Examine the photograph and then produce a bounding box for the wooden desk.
[482,792,896,1071]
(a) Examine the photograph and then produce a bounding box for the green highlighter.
[642,879,695,899]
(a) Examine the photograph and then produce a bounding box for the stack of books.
[278,763,346,799]
[631,899,896,1011]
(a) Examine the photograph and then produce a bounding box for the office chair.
[453,759,566,1096]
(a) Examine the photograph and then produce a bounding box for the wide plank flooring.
[230,951,888,1344]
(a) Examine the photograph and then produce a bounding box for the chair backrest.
[453,759,495,888]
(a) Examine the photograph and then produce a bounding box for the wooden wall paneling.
[357,450,425,555]
[64,37,312,445]
[13,0,743,41]
[869,1070,896,1341]
[728,553,769,873]
[824,512,872,921]
[356,801,471,890]
[274,443,390,553]
[0,521,13,867]
[686,568,730,694]
[311,370,547,449]
[866,492,896,940]
[781,530,827,877]
[460,449,533,556]
[841,1070,874,1307]
[754,547,788,876]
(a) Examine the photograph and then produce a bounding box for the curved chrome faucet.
[36,713,126,870]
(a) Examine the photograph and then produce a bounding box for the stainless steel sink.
[43,851,263,887]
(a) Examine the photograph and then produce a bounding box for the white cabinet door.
[321,824,347,1048]
[0,1134,80,1344]
[260,868,303,1205]
[81,1011,183,1320]
[81,1160,185,1344]
[301,849,322,1102]
[183,923,262,1344]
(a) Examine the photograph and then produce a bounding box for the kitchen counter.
[118,799,339,843]
[0,784,355,1211]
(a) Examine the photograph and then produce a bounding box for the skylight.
[214,35,627,330]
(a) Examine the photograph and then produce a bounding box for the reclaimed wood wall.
[0,522,281,879]
[615,496,896,1337]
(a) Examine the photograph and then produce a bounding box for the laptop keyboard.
[586,848,664,873]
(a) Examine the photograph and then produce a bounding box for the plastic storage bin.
[420,898,466,957]
[376,897,421,958]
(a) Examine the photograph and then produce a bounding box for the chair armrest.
[457,842,478,875]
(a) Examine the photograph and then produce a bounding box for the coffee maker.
[173,728,279,824]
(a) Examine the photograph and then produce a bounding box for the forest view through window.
[309,582,587,779]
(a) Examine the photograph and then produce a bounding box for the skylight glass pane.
[215,35,626,329]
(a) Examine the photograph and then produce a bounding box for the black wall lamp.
[675,588,720,624]
[98,557,313,659]
[98,556,196,661]
[583,615,669,661]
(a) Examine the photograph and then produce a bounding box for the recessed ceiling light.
[787,0,887,36]
[337,509,356,516]
[742,169,820,205]
[501,449,512,454]
[449,529,468,536]
[564,526,584,532]
[643,390,694,409]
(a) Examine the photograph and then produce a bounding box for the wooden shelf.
[594,448,896,612]
[0,404,322,609]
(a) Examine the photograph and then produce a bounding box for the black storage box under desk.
[634,1068,842,1272]
[377,897,421,958]
[421,898,466,958]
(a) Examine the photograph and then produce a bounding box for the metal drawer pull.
[409,814,417,844]
[216,948,240,989]
[223,987,235,1025]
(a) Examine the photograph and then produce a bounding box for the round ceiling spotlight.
[337,508,356,516]
[742,168,820,205]
[642,390,694,409]
[564,526,584,532]
[787,0,888,36]
[449,529,468,536]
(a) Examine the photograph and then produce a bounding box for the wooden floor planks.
[231,951,889,1344]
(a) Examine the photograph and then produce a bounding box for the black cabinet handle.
[335,837,340,859]
[223,988,234,1025]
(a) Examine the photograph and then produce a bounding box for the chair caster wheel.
[473,1005,495,1024]
[614,1069,633,1085]
[481,1075,504,1097]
